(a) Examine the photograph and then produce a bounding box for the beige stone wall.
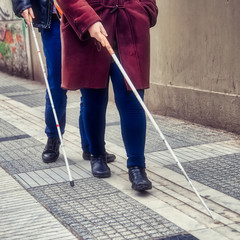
[29,29,46,84]
[146,0,240,133]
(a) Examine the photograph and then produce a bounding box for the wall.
[145,0,240,133]
[0,0,31,78]
[29,27,46,84]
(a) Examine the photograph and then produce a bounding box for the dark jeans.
[80,62,146,168]
[79,97,89,152]
[41,19,67,138]
[41,19,89,151]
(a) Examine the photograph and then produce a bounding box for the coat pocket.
[130,1,149,29]
[136,1,150,17]
[61,16,70,30]
[136,0,158,27]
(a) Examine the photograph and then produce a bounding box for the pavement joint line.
[42,168,67,182]
[34,169,58,184]
[0,134,30,143]
[227,223,240,232]
[17,172,40,188]
[13,175,31,188]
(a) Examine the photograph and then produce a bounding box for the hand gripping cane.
[30,23,74,187]
[103,37,216,221]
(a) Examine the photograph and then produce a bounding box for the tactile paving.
[167,153,240,200]
[29,178,196,240]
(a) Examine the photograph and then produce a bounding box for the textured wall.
[0,0,30,78]
[146,0,240,133]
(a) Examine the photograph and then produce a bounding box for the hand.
[88,21,108,47]
[21,8,35,27]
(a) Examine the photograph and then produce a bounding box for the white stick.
[30,23,74,187]
[107,44,216,220]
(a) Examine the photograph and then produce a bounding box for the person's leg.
[79,95,116,162]
[79,96,89,153]
[110,62,146,167]
[41,19,67,163]
[110,62,152,191]
[80,88,111,178]
[80,89,107,155]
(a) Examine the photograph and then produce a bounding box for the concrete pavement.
[0,71,240,240]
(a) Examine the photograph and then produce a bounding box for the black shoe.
[83,151,116,163]
[128,166,152,191]
[42,137,60,163]
[90,154,111,178]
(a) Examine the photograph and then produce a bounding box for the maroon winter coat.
[57,0,158,90]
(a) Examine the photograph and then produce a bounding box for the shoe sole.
[92,172,111,178]
[132,183,152,192]
[42,153,59,163]
[83,156,116,163]
[106,156,116,163]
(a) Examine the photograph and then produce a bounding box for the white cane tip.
[70,181,74,187]
[213,218,220,224]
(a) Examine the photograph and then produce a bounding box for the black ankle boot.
[42,137,60,163]
[83,151,116,163]
[90,154,111,178]
[128,166,152,191]
[105,152,116,163]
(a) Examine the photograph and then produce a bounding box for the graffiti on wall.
[0,0,29,77]
[0,20,29,77]
[0,7,11,21]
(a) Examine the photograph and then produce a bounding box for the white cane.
[103,37,217,222]
[30,23,74,187]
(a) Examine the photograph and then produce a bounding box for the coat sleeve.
[12,0,32,18]
[56,0,101,40]
[139,0,158,27]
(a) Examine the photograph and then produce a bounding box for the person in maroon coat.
[57,0,158,191]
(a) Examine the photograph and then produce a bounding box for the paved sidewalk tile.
[0,168,77,240]
[166,153,240,200]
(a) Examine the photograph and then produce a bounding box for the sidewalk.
[0,71,240,240]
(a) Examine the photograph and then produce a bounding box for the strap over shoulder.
[54,0,63,17]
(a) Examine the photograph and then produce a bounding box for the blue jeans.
[80,62,146,168]
[41,19,89,150]
[41,19,67,138]
[79,97,90,152]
